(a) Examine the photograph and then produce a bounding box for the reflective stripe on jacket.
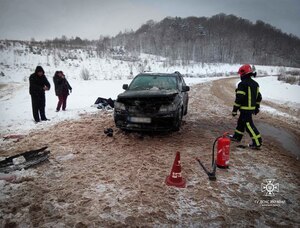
[233,75,262,112]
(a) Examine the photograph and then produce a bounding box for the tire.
[184,103,188,115]
[183,96,189,115]
[173,107,183,131]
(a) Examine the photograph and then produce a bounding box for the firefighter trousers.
[233,110,262,147]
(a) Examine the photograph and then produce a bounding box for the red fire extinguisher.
[216,133,230,168]
[195,132,231,181]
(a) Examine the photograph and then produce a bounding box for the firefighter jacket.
[232,74,262,114]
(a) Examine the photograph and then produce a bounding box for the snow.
[261,105,299,121]
[1,74,299,137]
[255,76,300,105]
[0,79,126,135]
[253,76,300,119]
[56,153,75,162]
[0,77,219,136]
[0,41,299,136]
[0,41,298,83]
[234,76,300,118]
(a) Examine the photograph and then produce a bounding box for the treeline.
[2,14,300,67]
[0,36,96,53]
[108,14,300,67]
[33,36,96,50]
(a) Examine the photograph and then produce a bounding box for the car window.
[182,77,187,87]
[177,77,183,90]
[129,75,177,90]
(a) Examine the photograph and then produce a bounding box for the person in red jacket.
[53,71,72,112]
[230,64,262,149]
[29,66,50,123]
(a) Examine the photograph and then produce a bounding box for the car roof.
[136,72,182,77]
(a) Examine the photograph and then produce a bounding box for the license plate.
[129,117,151,123]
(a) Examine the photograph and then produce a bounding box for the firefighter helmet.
[238,64,253,77]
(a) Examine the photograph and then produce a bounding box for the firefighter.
[230,64,262,149]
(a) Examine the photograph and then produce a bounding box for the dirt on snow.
[0,78,299,227]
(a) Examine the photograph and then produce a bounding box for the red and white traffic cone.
[165,151,186,188]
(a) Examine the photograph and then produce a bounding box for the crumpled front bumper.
[114,111,178,131]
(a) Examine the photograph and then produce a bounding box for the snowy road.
[0,77,299,227]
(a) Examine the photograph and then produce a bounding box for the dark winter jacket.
[29,66,51,96]
[53,72,72,96]
[233,73,262,113]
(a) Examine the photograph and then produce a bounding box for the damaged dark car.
[114,72,190,131]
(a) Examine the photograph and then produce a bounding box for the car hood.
[117,89,178,100]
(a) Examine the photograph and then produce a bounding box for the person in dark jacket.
[230,64,262,149]
[29,66,51,123]
[53,71,72,112]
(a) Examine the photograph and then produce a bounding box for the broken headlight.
[114,101,126,111]
[159,103,177,113]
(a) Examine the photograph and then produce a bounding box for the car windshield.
[128,75,178,91]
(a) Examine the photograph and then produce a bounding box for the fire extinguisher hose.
[196,132,229,181]
[212,136,222,167]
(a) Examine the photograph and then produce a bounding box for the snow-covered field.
[256,76,300,105]
[0,41,299,83]
[0,41,299,136]
[1,75,299,136]
[0,77,227,135]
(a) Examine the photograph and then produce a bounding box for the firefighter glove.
[254,107,260,115]
[232,106,239,117]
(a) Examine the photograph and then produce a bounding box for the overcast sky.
[0,0,299,41]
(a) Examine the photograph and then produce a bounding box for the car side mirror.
[182,85,190,92]
[122,84,128,90]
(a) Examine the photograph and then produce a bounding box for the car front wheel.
[173,107,183,131]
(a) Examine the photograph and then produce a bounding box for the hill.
[1,14,300,83]
[0,40,298,84]
[111,14,300,67]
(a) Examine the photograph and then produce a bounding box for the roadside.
[0,78,299,227]
[211,77,300,156]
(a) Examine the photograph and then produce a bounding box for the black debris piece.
[104,128,114,137]
[0,147,50,173]
[94,97,115,108]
